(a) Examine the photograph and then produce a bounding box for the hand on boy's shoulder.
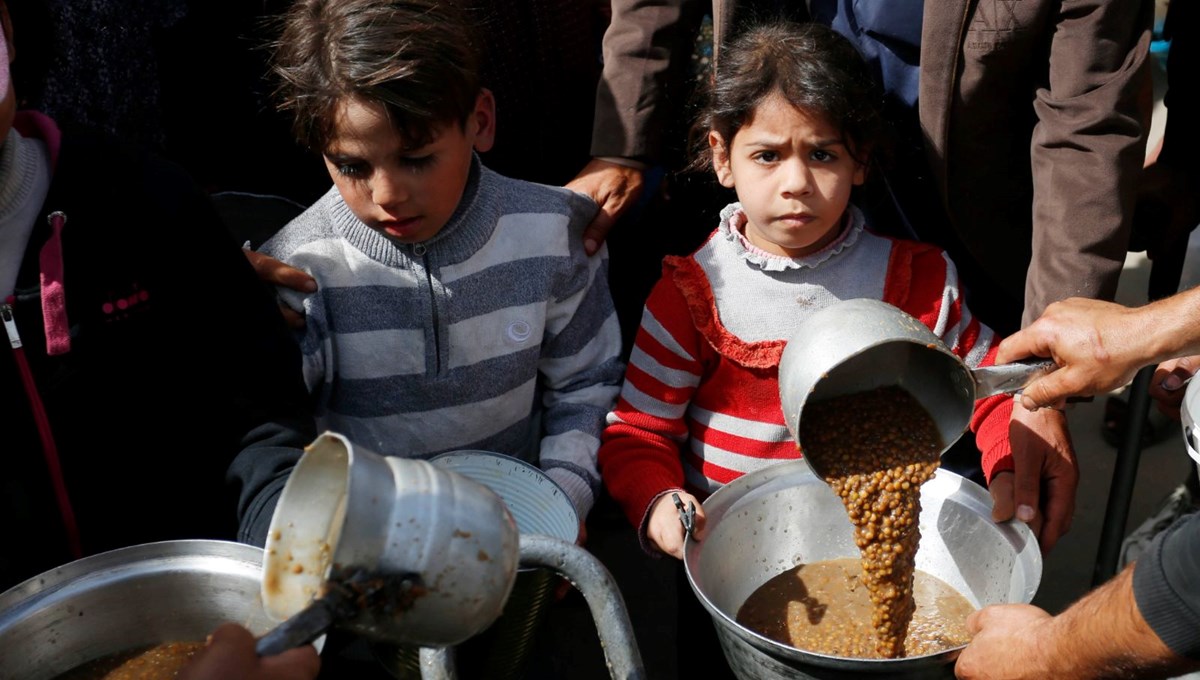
[243,249,316,329]
[565,158,646,256]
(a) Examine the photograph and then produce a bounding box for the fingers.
[650,524,686,560]
[1150,356,1196,420]
[989,472,1015,523]
[647,493,688,559]
[259,646,321,680]
[180,624,320,680]
[995,327,1050,366]
[582,209,618,256]
[691,503,708,542]
[280,306,307,330]
[1036,474,1075,554]
[244,250,317,294]
[964,605,987,636]
[1016,371,1077,411]
[564,159,645,255]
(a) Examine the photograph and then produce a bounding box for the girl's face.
[710,92,866,258]
[322,92,495,244]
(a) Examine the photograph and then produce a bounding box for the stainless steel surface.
[0,540,272,680]
[971,359,1057,400]
[518,534,646,680]
[373,450,581,680]
[262,432,521,648]
[1184,379,1200,475]
[779,299,975,481]
[779,298,1055,480]
[430,450,578,542]
[255,595,337,657]
[683,460,1041,679]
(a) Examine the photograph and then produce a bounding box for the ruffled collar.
[718,202,865,272]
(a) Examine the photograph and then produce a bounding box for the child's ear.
[852,143,871,186]
[471,89,496,153]
[709,131,734,188]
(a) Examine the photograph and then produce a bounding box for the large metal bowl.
[684,460,1041,679]
[0,540,274,680]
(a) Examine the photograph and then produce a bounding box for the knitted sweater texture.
[599,203,1014,535]
[262,159,624,518]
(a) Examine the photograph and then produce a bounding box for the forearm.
[1134,287,1200,367]
[1042,567,1184,678]
[598,427,687,529]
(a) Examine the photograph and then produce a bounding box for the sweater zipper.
[414,243,442,375]
[3,298,83,559]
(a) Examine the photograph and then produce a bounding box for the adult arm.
[1024,0,1153,326]
[598,267,703,556]
[996,291,1200,409]
[890,243,1078,550]
[242,249,315,328]
[567,0,699,249]
[955,561,1193,679]
[178,623,320,680]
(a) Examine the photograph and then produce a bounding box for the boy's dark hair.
[690,21,887,172]
[272,0,482,152]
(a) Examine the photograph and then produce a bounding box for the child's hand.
[647,491,705,559]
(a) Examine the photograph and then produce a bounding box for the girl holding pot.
[597,21,1074,562]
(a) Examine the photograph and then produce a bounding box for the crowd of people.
[1,0,1197,678]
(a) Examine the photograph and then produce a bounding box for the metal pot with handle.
[778,298,1055,480]
[257,432,521,651]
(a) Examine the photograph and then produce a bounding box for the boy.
[260,0,624,521]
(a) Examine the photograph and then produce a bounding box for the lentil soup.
[54,641,206,680]
[797,385,944,657]
[736,558,973,658]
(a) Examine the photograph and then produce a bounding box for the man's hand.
[178,623,320,680]
[995,297,1146,410]
[243,250,316,329]
[988,406,1077,554]
[1149,355,1199,420]
[646,490,705,559]
[955,604,1056,679]
[565,158,645,255]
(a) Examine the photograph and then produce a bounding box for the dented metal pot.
[260,432,520,648]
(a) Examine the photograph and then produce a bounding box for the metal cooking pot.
[1182,378,1200,477]
[779,298,1053,479]
[0,540,274,680]
[683,460,1041,679]
[261,432,521,648]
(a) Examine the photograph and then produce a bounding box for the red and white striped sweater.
[598,204,1014,535]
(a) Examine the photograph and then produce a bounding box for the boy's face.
[323,92,495,244]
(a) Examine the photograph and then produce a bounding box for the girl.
[598,22,1053,560]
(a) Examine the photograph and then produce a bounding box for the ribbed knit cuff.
[545,467,595,525]
[977,398,1015,483]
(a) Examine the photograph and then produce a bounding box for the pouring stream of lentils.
[799,385,942,658]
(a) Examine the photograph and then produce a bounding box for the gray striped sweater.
[261,159,624,518]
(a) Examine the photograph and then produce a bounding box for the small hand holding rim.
[672,492,696,539]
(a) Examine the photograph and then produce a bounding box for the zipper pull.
[2,303,22,349]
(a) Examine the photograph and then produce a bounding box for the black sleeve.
[1133,512,1200,658]
[132,141,317,547]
